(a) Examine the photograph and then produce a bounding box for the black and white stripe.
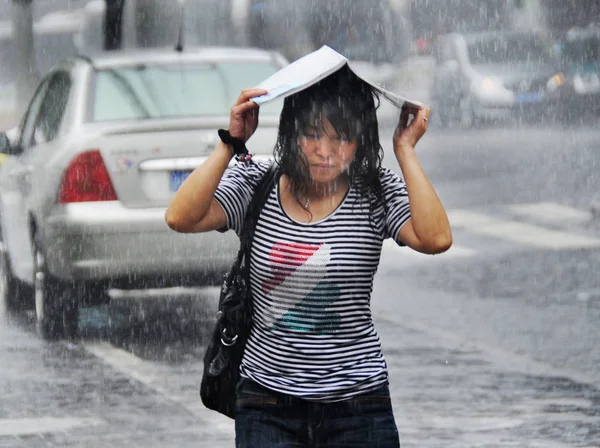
[214,161,411,401]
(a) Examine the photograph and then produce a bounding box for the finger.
[231,101,260,118]
[412,107,430,129]
[402,104,420,116]
[398,107,411,130]
[415,106,430,121]
[239,88,268,98]
[235,88,268,105]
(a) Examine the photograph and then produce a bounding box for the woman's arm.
[164,142,232,233]
[164,88,267,233]
[394,107,452,254]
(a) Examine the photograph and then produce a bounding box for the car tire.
[0,237,32,315]
[33,236,79,340]
[0,242,19,317]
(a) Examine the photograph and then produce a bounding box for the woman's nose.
[315,138,337,159]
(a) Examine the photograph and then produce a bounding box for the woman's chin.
[309,167,342,184]
[311,175,337,185]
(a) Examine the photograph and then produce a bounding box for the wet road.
[2,122,600,447]
[379,123,600,382]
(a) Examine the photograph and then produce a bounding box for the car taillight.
[416,39,430,54]
[58,150,117,203]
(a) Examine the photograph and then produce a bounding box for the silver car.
[431,30,561,128]
[0,46,286,339]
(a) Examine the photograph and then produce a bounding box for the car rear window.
[90,60,283,121]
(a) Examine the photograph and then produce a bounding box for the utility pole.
[11,0,36,114]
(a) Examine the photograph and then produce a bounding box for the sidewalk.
[1,308,599,447]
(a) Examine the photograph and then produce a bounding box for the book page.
[252,46,348,105]
[251,45,426,110]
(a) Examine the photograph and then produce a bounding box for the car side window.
[17,78,50,152]
[30,72,71,147]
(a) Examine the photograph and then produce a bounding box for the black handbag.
[200,162,278,419]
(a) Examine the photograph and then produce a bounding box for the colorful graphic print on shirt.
[262,242,341,334]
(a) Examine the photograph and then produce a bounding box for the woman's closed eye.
[302,132,320,140]
[302,132,350,143]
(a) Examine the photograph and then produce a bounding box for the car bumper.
[43,201,239,286]
[550,89,600,114]
[474,95,554,121]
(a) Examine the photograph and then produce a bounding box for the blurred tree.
[104,0,124,50]
[117,0,182,49]
[131,0,179,48]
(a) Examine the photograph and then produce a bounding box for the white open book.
[252,45,424,109]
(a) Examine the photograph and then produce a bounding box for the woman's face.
[298,118,358,185]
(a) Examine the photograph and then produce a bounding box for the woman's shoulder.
[225,160,273,183]
[377,166,403,183]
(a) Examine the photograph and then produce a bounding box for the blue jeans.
[235,377,401,448]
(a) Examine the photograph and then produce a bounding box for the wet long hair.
[273,65,387,221]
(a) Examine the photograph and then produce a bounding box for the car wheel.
[459,95,475,129]
[33,237,79,340]
[0,242,16,309]
[0,238,30,316]
[0,242,16,319]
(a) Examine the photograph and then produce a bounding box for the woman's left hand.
[393,106,430,151]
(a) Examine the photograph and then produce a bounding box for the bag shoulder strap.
[237,162,278,262]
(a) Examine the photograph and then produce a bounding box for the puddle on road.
[76,287,221,364]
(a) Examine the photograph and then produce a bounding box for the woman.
[165,66,451,447]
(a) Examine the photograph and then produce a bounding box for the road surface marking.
[83,342,234,437]
[0,417,104,436]
[508,202,591,225]
[429,416,524,431]
[447,209,600,250]
[372,306,599,390]
[109,286,221,300]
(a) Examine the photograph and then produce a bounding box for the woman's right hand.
[229,88,268,143]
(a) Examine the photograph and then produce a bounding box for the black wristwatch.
[218,129,253,163]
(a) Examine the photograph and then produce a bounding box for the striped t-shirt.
[213,161,411,401]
